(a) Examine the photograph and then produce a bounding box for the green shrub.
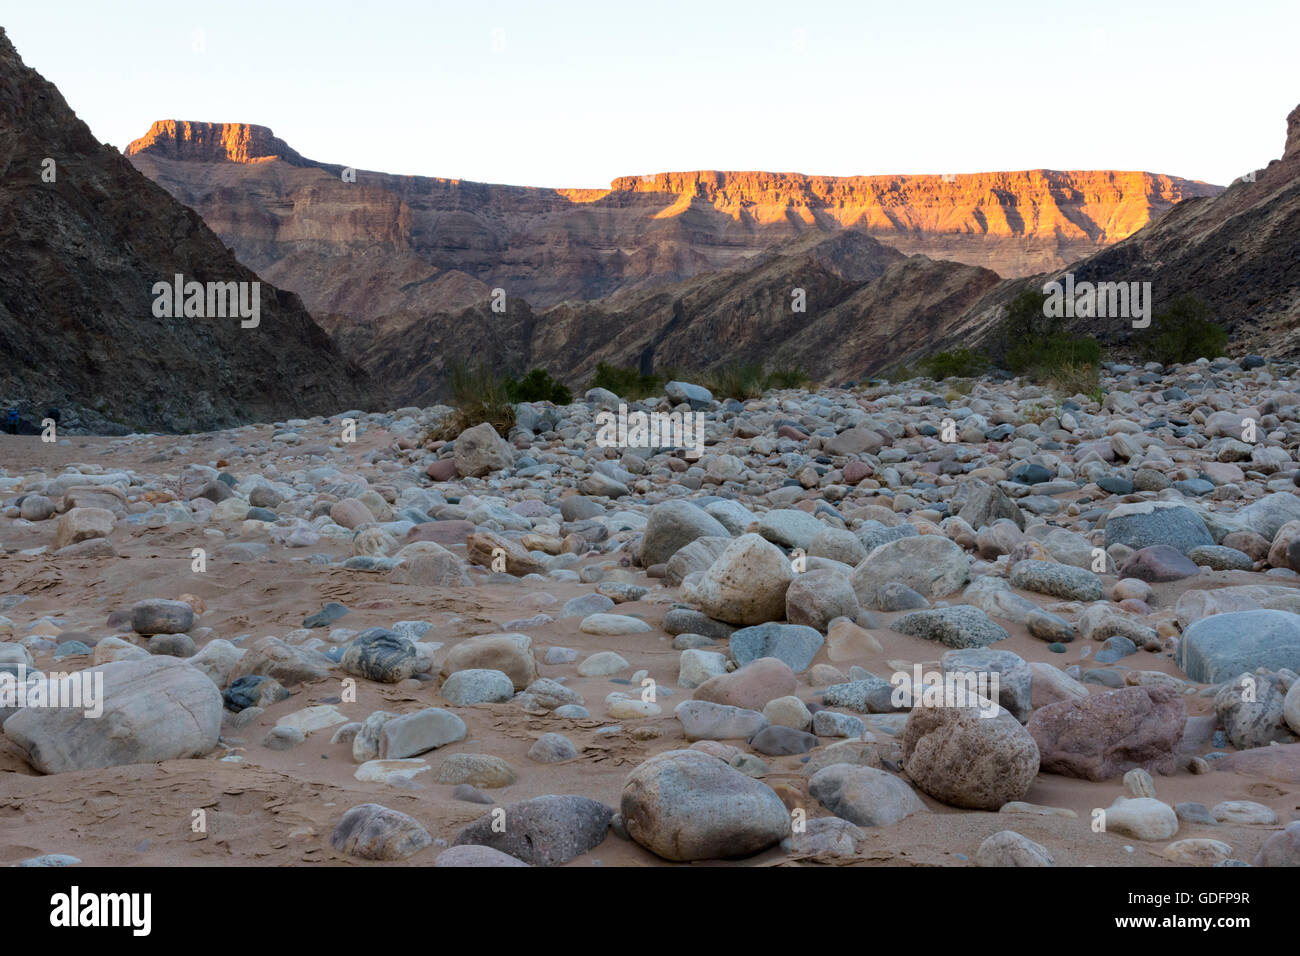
[764,365,811,390]
[1003,288,1049,342]
[1007,332,1103,375]
[587,362,665,400]
[704,363,768,400]
[1141,294,1228,365]
[505,368,572,405]
[997,286,1105,381]
[1046,361,1103,402]
[918,347,989,379]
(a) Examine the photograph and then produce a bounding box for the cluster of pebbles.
[2,357,1300,867]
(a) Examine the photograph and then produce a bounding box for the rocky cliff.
[126,121,1220,329]
[0,31,372,432]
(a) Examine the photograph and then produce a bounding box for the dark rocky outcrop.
[0,29,372,432]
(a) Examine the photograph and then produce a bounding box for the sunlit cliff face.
[126,120,1223,324]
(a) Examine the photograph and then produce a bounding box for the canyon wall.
[127,120,1221,327]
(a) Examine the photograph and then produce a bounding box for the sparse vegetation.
[764,365,811,390]
[704,362,813,399]
[942,381,975,402]
[1019,401,1055,425]
[1141,294,1228,365]
[505,368,572,406]
[1047,360,1104,403]
[423,361,516,441]
[999,287,1105,383]
[705,363,768,400]
[918,347,989,380]
[587,362,666,400]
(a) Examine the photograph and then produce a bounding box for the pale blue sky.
[6,1,1295,188]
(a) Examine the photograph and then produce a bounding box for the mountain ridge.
[0,32,372,432]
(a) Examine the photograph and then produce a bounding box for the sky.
[5,1,1295,188]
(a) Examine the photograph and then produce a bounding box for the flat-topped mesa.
[605,169,1220,238]
[126,120,308,165]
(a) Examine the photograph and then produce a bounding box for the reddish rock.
[902,704,1040,810]
[1214,743,1300,783]
[1222,530,1270,562]
[1116,599,1152,615]
[406,520,475,547]
[693,658,797,711]
[1026,685,1185,781]
[1267,519,1300,568]
[777,425,809,441]
[842,461,873,483]
[1253,821,1300,866]
[826,427,886,456]
[1119,546,1200,582]
[330,498,376,530]
[425,459,457,481]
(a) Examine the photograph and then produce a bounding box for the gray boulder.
[452,422,516,477]
[850,535,971,610]
[3,657,222,773]
[640,500,729,567]
[1178,610,1300,683]
[621,750,789,861]
[1104,501,1213,554]
[891,605,1009,649]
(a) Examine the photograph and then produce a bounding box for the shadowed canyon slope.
[325,231,1003,406]
[0,31,371,432]
[953,102,1300,361]
[126,120,1221,327]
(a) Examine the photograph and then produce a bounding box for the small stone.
[130,599,194,636]
[436,753,517,788]
[621,749,789,861]
[330,803,432,860]
[435,845,529,867]
[341,628,425,684]
[53,507,115,550]
[809,763,926,827]
[353,764,428,785]
[379,707,467,759]
[1162,839,1233,865]
[975,830,1056,867]
[1123,768,1157,798]
[1211,800,1277,825]
[578,651,630,676]
[812,710,866,737]
[453,794,613,866]
[748,725,819,755]
[440,668,515,705]
[1253,821,1300,866]
[674,700,769,740]
[1102,797,1178,841]
[528,732,578,763]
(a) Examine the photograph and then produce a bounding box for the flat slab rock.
[452,794,613,866]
